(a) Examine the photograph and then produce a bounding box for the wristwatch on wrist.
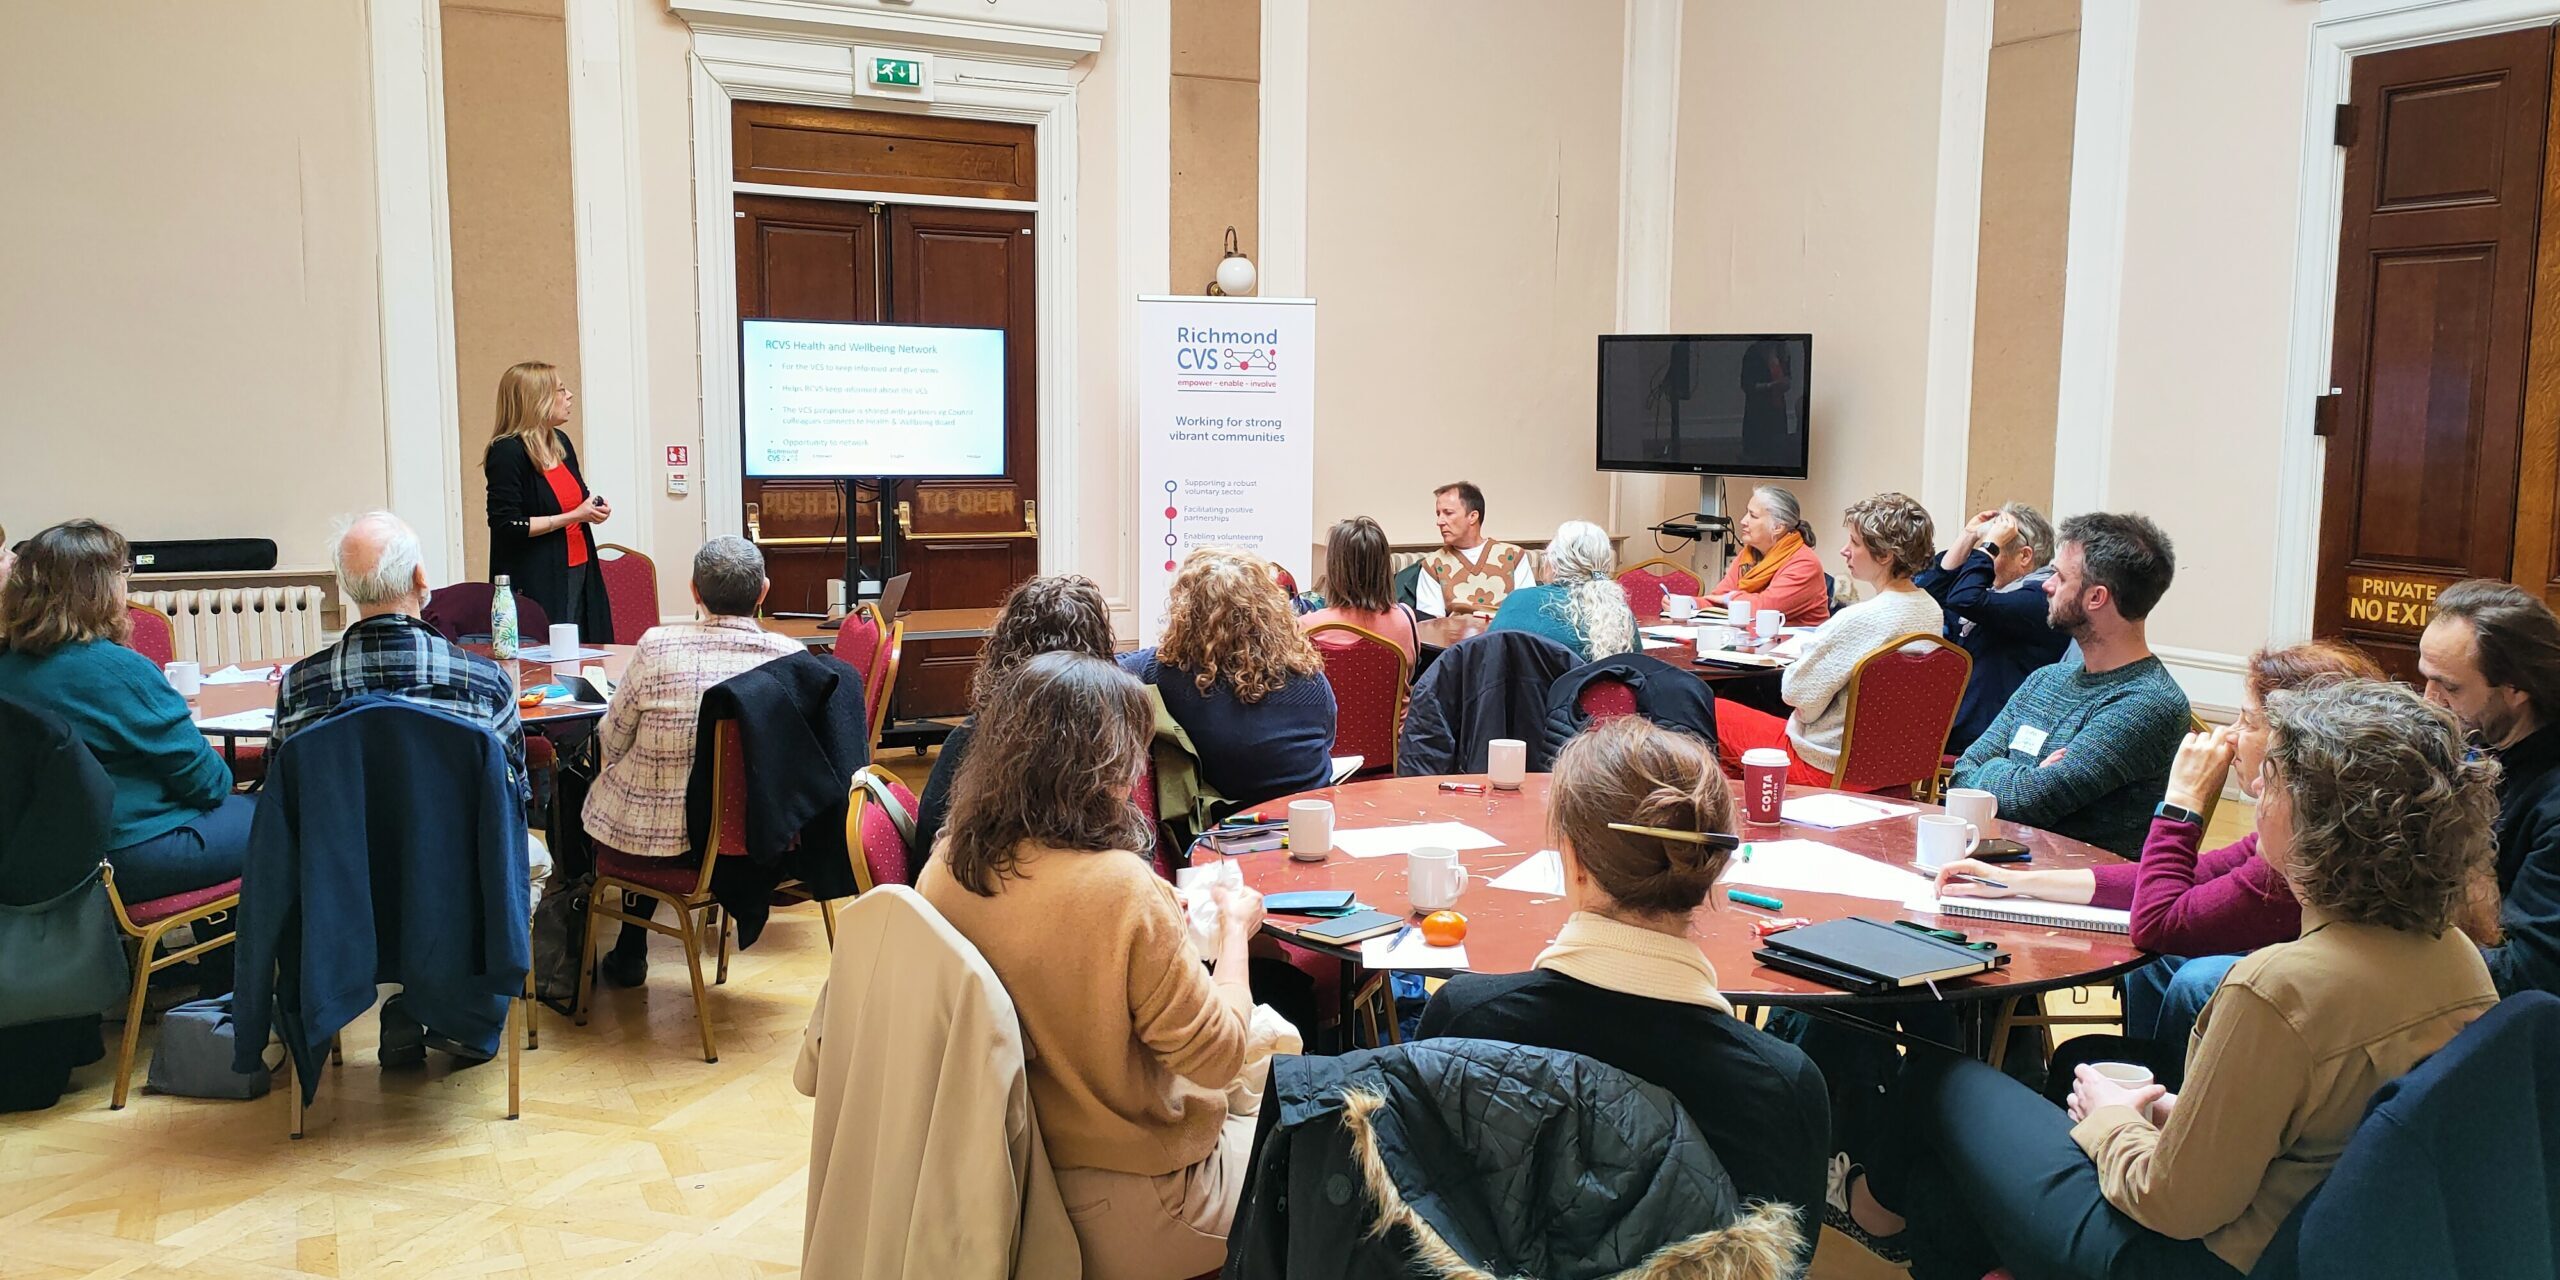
[2154,800,2207,827]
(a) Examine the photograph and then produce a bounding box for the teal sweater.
[0,638,232,848]
[1949,654,2190,857]
[1488,582,1633,663]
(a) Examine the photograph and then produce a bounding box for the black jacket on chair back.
[1397,631,1579,776]
[0,694,113,907]
[1543,652,1721,762]
[1224,1038,1802,1279]
[689,650,869,946]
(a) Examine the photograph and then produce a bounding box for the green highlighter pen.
[1726,889,1784,911]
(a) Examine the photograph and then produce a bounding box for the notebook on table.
[1905,895,2132,935]
[1755,916,2004,995]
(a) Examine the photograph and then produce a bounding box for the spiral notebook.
[1905,894,2132,935]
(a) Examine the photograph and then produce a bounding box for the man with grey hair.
[1917,502,2071,752]
[272,510,537,1065]
[580,535,800,987]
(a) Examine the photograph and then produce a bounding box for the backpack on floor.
[147,996,280,1099]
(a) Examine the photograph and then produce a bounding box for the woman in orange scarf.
[1705,485,1831,625]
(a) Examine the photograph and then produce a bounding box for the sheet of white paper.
[1641,624,1700,643]
[200,665,277,685]
[1330,822,1506,859]
[1719,838,1936,904]
[515,644,612,663]
[1694,649,1789,669]
[1329,755,1364,784]
[1488,849,1566,896]
[197,708,276,733]
[1361,932,1470,971]
[1779,793,1919,829]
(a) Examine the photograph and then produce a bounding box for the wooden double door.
[2319,28,2560,675]
[735,110,1039,720]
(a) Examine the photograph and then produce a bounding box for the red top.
[2088,817,2299,955]
[539,463,589,567]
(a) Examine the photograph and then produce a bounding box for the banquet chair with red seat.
[421,582,552,645]
[594,544,661,646]
[1831,634,1971,799]
[1307,623,1409,779]
[124,604,178,666]
[1614,558,1706,617]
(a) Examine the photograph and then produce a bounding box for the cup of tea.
[1663,593,1698,620]
[1408,845,1467,912]
[1287,799,1334,861]
[1726,598,1753,628]
[1916,813,1982,869]
[164,660,203,700]
[1487,738,1528,790]
[1755,608,1786,641]
[1945,787,1998,829]
[1740,748,1790,825]
[2090,1061,2156,1088]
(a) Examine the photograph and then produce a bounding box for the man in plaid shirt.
[273,513,527,797]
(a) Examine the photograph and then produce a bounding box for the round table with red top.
[1200,773,2143,1024]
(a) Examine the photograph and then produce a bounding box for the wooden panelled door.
[733,105,1039,720]
[2318,28,2554,677]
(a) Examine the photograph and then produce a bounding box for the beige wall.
[1967,0,2077,516]
[634,3,711,615]
[0,2,384,565]
[1306,0,1623,550]
[2107,0,2316,660]
[1171,0,1259,293]
[443,0,584,582]
[1672,1,1949,569]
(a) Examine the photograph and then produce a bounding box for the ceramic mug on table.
[1487,738,1528,790]
[548,623,581,659]
[1287,800,1335,861]
[1916,813,1982,869]
[1663,593,1698,621]
[1726,598,1754,628]
[164,661,202,700]
[1945,787,1998,829]
[1409,845,1467,912]
[1755,608,1786,641]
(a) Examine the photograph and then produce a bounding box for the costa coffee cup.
[1487,738,1528,790]
[1287,799,1334,861]
[1945,787,1998,828]
[164,660,202,700]
[1740,748,1789,825]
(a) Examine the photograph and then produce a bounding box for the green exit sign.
[870,56,921,87]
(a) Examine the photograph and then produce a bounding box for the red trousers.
[1713,699,1838,788]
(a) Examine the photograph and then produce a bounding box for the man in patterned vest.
[1417,481,1534,618]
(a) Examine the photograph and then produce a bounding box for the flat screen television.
[740,317,1007,479]
[1596,333,1811,478]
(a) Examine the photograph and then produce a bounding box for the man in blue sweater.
[2421,580,2560,997]
[1949,513,2190,857]
[1915,502,2068,753]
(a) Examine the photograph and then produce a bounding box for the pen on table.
[1387,923,1417,950]
[1437,782,1487,794]
[1953,872,2010,890]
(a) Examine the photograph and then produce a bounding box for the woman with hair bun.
[1418,716,1829,1257]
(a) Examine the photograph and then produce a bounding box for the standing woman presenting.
[484,361,614,642]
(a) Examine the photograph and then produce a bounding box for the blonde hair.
[1156,547,1325,703]
[1541,520,1638,658]
[491,361,566,470]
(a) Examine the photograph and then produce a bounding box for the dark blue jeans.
[1887,1053,2243,1280]
[107,793,255,902]
[2122,953,2241,1044]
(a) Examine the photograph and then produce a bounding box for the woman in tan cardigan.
[1851,679,2501,1279]
[919,650,1296,1280]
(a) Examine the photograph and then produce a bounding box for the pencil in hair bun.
[1550,718,1740,916]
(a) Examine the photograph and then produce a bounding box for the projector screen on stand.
[741,318,1007,479]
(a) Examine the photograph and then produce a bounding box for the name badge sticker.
[2010,724,2050,758]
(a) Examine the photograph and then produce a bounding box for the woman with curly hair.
[1487,520,1638,662]
[1123,547,1336,808]
[1852,679,2501,1280]
[911,573,1117,867]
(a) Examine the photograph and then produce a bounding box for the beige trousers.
[1054,1005,1302,1280]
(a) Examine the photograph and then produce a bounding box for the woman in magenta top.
[1931,642,2385,1039]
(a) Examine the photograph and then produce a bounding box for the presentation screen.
[1596,334,1811,479]
[740,318,1007,479]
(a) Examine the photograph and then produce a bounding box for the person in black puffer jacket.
[1224,1038,1801,1279]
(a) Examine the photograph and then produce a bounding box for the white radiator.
[134,587,330,667]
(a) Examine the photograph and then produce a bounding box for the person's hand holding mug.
[2163,725,2237,814]
[2067,1064,2166,1124]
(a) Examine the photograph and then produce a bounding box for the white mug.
[164,661,203,699]
[1287,799,1334,861]
[1726,598,1753,627]
[1663,593,1698,620]
[548,623,581,659]
[1915,813,1981,869]
[1487,738,1528,790]
[1945,787,1998,829]
[1755,608,1786,641]
[2090,1061,2156,1088]
[1409,845,1468,912]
